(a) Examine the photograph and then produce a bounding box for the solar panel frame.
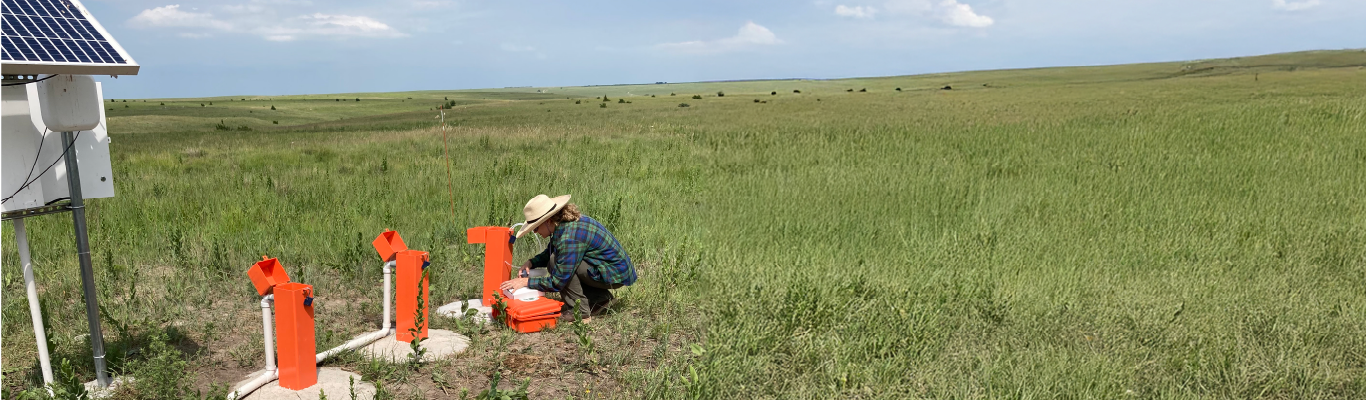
[1,0,137,75]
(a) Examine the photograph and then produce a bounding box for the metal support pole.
[62,131,109,386]
[15,218,56,386]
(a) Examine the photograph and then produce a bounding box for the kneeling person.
[499,194,636,320]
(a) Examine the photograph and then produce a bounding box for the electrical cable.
[2,131,82,204]
[14,128,51,200]
[2,74,57,87]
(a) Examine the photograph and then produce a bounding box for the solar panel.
[1,0,138,76]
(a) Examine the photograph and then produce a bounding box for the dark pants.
[539,256,622,316]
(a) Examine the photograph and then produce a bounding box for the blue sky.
[84,0,1365,99]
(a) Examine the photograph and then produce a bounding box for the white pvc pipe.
[15,219,55,387]
[316,260,395,363]
[226,295,275,400]
[383,260,393,332]
[229,261,396,399]
[226,370,277,400]
[260,295,276,371]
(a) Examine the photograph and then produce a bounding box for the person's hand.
[518,265,530,278]
[500,278,529,292]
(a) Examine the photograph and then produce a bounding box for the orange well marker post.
[466,227,513,309]
[274,282,317,390]
[394,249,430,342]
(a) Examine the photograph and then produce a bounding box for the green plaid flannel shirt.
[527,215,637,292]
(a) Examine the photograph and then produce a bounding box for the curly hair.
[554,203,581,223]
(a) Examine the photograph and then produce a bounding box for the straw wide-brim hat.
[516,194,571,238]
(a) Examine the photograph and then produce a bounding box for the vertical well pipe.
[62,131,110,387]
[261,295,276,371]
[15,218,55,385]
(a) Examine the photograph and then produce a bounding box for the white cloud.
[128,3,406,41]
[129,5,233,30]
[298,14,405,38]
[1272,0,1320,11]
[835,5,878,19]
[881,0,993,27]
[658,21,782,54]
[938,0,993,27]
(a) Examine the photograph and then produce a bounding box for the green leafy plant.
[691,95,702,99]
[475,368,529,400]
[618,98,626,103]
[716,91,725,97]
[678,103,690,108]
[491,292,509,326]
[374,380,393,400]
[570,299,597,368]
[599,103,607,108]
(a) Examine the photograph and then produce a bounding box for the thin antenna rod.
[441,106,456,222]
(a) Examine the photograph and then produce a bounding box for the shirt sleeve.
[528,237,587,292]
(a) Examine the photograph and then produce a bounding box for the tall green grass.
[3,51,1364,399]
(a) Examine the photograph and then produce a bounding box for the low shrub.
[692,95,703,99]
[678,103,690,107]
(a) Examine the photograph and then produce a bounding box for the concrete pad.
[85,376,133,399]
[358,329,469,363]
[234,367,376,400]
[436,299,491,324]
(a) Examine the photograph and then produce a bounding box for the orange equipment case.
[504,296,563,333]
[274,282,317,390]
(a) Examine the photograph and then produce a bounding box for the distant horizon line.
[117,48,1363,100]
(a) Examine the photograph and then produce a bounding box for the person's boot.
[558,302,589,322]
[589,293,617,316]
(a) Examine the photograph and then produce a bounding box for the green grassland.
[3,49,1365,399]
